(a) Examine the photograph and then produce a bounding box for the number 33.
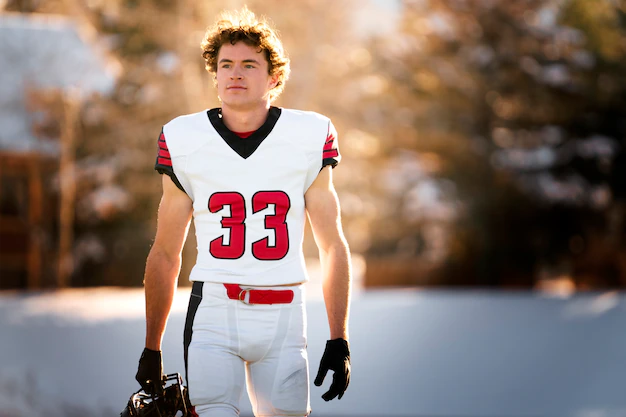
[208,191,290,261]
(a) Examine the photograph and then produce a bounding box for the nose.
[230,67,243,80]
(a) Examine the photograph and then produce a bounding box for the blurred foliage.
[6,0,626,289]
[358,0,626,288]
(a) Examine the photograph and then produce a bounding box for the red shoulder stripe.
[323,136,336,152]
[323,149,339,158]
[157,157,172,166]
[158,148,171,158]
[157,132,172,167]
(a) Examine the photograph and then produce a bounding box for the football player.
[134,7,352,417]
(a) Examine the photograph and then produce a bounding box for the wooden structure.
[0,151,58,289]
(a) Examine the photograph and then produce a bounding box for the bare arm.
[144,175,193,350]
[305,167,352,340]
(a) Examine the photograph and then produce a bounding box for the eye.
[245,64,255,69]
[221,64,231,69]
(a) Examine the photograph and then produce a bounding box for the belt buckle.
[238,288,250,304]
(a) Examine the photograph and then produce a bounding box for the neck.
[221,103,271,132]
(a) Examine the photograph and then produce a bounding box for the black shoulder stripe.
[155,164,186,194]
[322,157,339,170]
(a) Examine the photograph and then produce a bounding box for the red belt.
[223,284,294,305]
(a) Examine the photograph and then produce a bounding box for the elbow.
[146,243,181,273]
[319,238,350,263]
[319,237,351,261]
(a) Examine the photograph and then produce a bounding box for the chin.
[222,99,267,111]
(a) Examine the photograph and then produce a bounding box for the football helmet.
[121,373,191,417]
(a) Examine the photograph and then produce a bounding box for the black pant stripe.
[183,281,204,384]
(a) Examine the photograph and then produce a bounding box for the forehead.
[217,42,267,63]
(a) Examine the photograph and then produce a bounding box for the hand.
[135,348,165,395]
[314,338,351,401]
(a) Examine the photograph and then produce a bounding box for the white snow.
[1,285,626,416]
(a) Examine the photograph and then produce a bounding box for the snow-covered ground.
[2,280,626,417]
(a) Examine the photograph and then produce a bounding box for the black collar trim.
[207,107,282,159]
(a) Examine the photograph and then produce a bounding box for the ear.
[269,73,279,89]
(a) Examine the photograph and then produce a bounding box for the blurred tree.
[361,0,626,288]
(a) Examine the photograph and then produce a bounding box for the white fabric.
[161,108,338,286]
[188,282,310,417]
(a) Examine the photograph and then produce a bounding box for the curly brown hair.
[201,7,290,102]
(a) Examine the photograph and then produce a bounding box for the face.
[215,42,278,111]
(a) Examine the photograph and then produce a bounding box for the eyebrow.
[218,59,261,65]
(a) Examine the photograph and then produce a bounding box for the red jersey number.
[208,191,290,261]
[208,192,246,259]
[252,191,290,260]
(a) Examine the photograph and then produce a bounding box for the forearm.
[144,247,181,350]
[320,239,352,340]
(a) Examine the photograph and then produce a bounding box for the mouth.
[227,86,246,90]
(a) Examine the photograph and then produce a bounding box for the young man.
[134,7,352,417]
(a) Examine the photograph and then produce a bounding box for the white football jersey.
[155,107,340,286]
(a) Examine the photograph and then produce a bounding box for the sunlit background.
[1,0,626,416]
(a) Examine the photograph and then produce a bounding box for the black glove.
[135,348,165,395]
[314,338,351,401]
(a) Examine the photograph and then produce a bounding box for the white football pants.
[184,281,310,417]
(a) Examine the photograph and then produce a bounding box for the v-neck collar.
[207,107,282,159]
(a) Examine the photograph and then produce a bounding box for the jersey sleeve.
[154,128,186,193]
[322,120,341,169]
